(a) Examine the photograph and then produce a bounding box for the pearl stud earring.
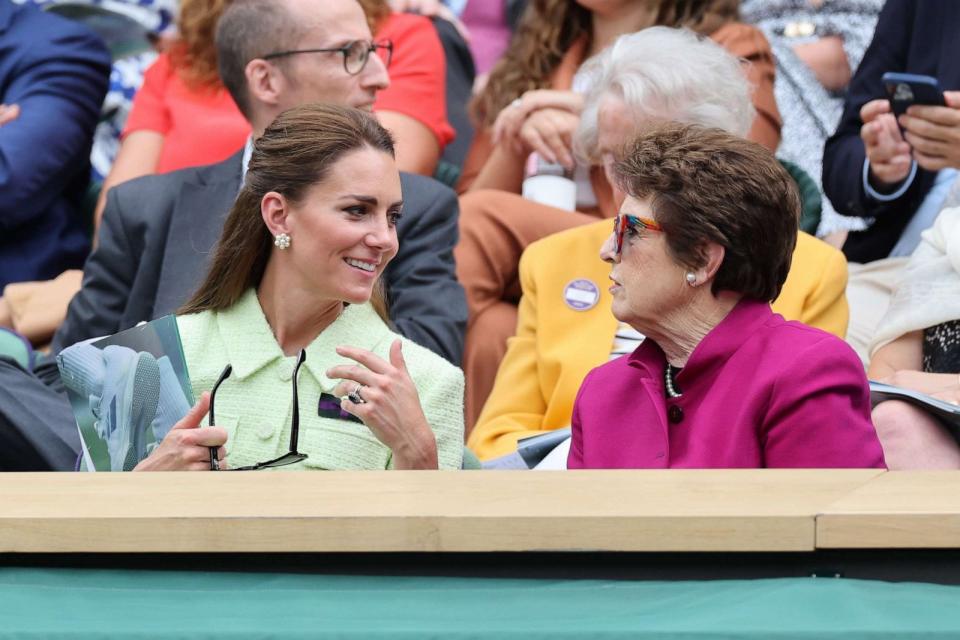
[685,272,697,286]
[274,233,291,250]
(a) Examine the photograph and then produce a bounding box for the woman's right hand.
[516,107,581,169]
[492,90,584,150]
[133,392,228,471]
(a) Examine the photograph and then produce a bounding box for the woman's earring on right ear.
[274,233,291,250]
[685,272,697,287]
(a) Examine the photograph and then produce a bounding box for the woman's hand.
[327,339,438,470]
[881,369,960,397]
[516,107,581,169]
[492,90,584,155]
[133,392,229,471]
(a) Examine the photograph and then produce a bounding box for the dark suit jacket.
[0,1,110,289]
[822,0,960,263]
[48,152,467,366]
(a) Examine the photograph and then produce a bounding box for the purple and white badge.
[563,279,600,311]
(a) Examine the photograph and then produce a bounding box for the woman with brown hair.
[133,104,464,471]
[460,0,780,195]
[455,0,782,429]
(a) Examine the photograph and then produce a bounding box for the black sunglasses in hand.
[208,349,309,471]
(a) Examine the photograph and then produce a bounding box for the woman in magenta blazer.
[568,123,885,469]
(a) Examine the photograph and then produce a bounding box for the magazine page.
[57,316,193,471]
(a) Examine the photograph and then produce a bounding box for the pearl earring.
[274,233,291,250]
[685,272,697,286]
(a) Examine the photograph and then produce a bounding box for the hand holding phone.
[881,72,960,173]
[882,72,946,117]
[859,97,912,187]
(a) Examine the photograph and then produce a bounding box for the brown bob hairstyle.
[180,103,396,318]
[612,123,800,302]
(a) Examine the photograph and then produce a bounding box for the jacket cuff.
[862,157,916,202]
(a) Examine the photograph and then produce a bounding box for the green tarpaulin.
[1,569,959,639]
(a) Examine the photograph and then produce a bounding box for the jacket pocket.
[299,420,391,470]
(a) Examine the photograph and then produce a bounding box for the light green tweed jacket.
[177,289,464,470]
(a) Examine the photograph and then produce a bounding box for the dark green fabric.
[779,159,823,235]
[432,160,461,189]
[461,446,482,469]
[1,570,960,638]
[0,328,33,370]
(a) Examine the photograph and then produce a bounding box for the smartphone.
[882,72,946,118]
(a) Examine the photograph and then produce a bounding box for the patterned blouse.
[923,319,960,374]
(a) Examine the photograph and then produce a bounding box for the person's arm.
[92,130,164,233]
[373,13,453,176]
[868,330,958,394]
[92,53,175,232]
[822,0,930,219]
[763,337,885,468]
[0,20,109,229]
[467,249,555,460]
[377,111,440,176]
[386,174,467,365]
[457,128,527,193]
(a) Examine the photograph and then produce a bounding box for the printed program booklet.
[57,316,193,471]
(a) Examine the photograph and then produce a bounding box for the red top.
[374,12,455,148]
[123,52,249,173]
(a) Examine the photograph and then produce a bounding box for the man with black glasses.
[0,0,466,470]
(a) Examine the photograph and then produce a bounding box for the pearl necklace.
[664,364,682,398]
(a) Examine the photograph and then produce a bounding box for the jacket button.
[668,405,684,424]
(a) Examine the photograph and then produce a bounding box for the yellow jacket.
[468,220,849,460]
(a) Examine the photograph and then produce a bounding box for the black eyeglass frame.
[208,349,309,471]
[262,39,393,75]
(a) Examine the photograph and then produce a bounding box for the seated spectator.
[359,0,456,176]
[0,0,466,472]
[566,123,884,469]
[822,1,960,360]
[94,0,248,229]
[469,28,850,458]
[0,1,110,291]
[133,104,463,471]
[454,0,781,425]
[868,206,960,469]
[0,0,459,346]
[1,0,242,347]
[741,0,884,238]
[100,0,453,213]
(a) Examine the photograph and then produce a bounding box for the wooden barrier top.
[0,470,881,553]
[817,471,960,549]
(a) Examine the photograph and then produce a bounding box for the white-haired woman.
[456,16,781,429]
[468,28,849,461]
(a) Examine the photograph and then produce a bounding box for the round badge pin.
[563,279,600,311]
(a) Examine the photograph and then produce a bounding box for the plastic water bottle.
[521,153,577,212]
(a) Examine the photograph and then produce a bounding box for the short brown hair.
[215,0,307,117]
[180,104,396,318]
[613,123,799,302]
